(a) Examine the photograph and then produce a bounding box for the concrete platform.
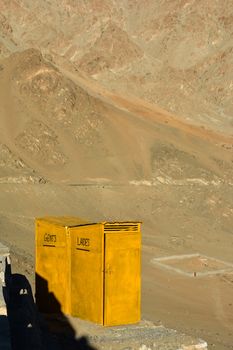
[0,243,12,350]
[47,316,208,350]
[152,253,233,277]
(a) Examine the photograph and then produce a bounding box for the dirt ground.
[0,180,232,349]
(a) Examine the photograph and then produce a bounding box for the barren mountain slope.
[0,49,149,182]
[0,49,232,185]
[1,0,233,133]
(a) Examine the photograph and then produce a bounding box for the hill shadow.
[2,258,97,350]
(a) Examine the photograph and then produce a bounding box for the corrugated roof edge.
[35,216,89,227]
[35,217,141,227]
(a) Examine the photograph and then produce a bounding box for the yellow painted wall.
[35,218,70,314]
[35,218,141,326]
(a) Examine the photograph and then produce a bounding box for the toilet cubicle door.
[70,224,104,324]
[35,222,69,314]
[104,232,141,326]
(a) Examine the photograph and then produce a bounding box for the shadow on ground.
[0,315,11,350]
[2,258,97,350]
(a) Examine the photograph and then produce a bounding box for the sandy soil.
[0,179,232,349]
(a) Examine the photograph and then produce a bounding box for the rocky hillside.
[0,0,233,134]
[0,48,232,186]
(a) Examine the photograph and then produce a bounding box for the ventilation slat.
[104,223,139,232]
